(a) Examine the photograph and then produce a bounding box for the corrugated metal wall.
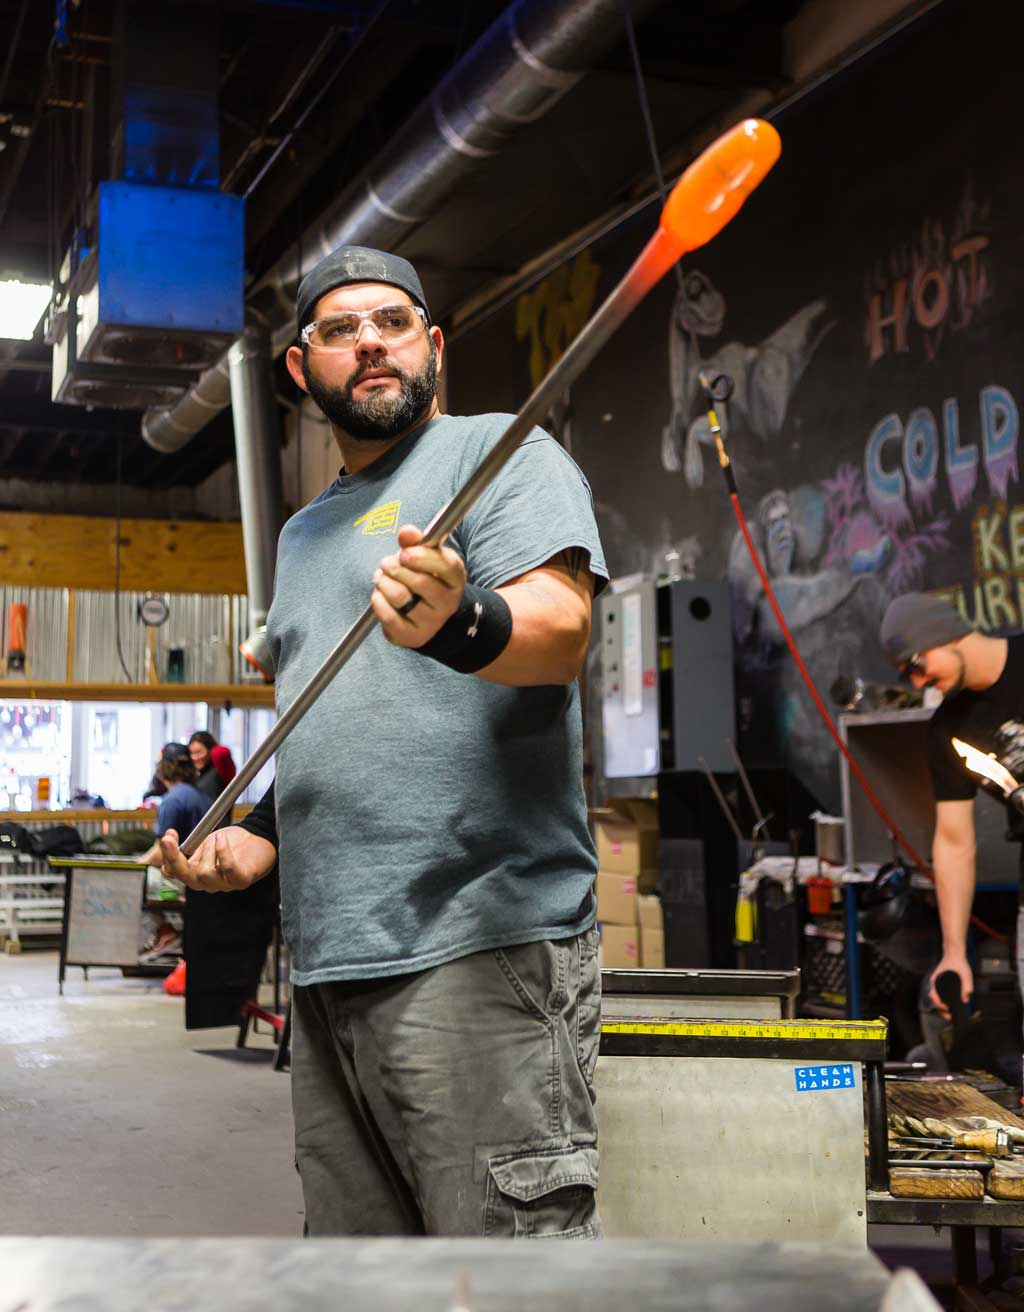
[0,588,252,684]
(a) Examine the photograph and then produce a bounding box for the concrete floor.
[0,947,1008,1304]
[0,950,303,1237]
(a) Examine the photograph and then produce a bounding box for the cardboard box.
[641,925,665,969]
[600,923,641,969]
[596,871,638,926]
[637,894,665,967]
[637,893,663,931]
[591,797,659,882]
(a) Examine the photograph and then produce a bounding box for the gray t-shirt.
[266,413,608,984]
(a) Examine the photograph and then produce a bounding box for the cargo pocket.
[484,1145,600,1238]
[575,928,601,1088]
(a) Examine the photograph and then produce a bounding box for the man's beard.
[302,343,437,441]
[926,650,965,698]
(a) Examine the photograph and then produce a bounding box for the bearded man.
[158,246,608,1239]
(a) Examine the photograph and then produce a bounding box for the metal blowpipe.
[182,118,783,855]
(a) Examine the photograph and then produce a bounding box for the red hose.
[727,489,1007,945]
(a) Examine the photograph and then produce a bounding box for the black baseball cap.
[160,741,192,767]
[880,592,972,668]
[296,245,429,334]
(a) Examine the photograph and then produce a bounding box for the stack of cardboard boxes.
[592,797,665,969]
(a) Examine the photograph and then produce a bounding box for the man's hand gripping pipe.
[703,374,1007,943]
[181,119,783,857]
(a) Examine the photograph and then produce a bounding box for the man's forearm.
[931,829,976,958]
[476,578,589,687]
[473,551,594,688]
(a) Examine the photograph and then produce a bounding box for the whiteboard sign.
[621,592,643,717]
[66,868,145,966]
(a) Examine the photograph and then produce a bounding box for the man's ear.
[286,345,309,393]
[430,324,445,375]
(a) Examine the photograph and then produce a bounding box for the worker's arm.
[929,797,977,1017]
[156,781,278,893]
[372,526,594,686]
[482,548,593,686]
[157,824,277,893]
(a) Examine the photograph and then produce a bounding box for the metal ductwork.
[142,0,662,453]
[49,2,244,411]
[227,330,286,678]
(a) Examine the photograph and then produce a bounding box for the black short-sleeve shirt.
[927,634,1024,802]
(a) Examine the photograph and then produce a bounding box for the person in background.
[189,731,226,804]
[186,732,238,820]
[139,743,208,962]
[141,765,167,806]
[880,592,1022,1020]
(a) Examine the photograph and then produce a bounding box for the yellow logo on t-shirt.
[354,500,401,536]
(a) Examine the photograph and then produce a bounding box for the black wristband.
[417,583,513,673]
[237,779,279,851]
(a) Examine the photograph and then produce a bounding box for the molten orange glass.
[659,118,782,254]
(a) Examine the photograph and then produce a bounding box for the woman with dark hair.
[189,731,224,803]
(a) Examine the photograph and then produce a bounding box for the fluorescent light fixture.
[0,279,52,340]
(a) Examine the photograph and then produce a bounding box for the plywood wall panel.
[0,514,247,595]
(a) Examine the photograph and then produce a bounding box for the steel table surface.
[0,1237,893,1311]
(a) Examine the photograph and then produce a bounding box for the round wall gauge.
[138,595,170,627]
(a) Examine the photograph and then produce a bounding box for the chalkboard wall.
[446,0,1021,809]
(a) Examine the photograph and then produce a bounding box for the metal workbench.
[0,1236,915,1311]
[867,1192,1024,1291]
[596,1004,888,1244]
[601,966,800,1019]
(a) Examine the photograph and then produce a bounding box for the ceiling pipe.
[141,0,663,453]
[228,328,287,674]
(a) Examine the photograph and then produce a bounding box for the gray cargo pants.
[290,928,602,1238]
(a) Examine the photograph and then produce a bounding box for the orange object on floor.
[806,875,834,916]
[163,959,186,996]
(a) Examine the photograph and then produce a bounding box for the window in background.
[243,708,276,804]
[0,701,72,809]
[82,703,154,809]
[159,703,210,750]
[216,707,245,788]
[215,706,275,805]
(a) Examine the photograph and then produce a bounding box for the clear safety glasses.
[300,304,427,351]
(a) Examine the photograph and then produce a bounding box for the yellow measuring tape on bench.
[601,1019,888,1041]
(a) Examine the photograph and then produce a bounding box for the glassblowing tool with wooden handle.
[181,117,783,856]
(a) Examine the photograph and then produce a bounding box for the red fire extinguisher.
[7,603,27,674]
